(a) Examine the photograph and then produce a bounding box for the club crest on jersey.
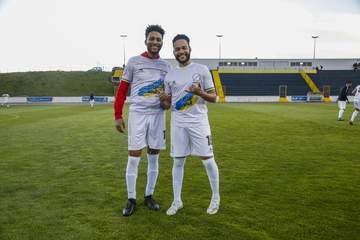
[192,73,202,84]
[175,93,199,112]
[138,79,164,98]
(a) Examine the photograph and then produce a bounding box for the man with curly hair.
[114,25,172,216]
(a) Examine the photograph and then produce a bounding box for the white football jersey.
[3,94,9,99]
[164,62,215,127]
[122,54,172,114]
[354,85,360,100]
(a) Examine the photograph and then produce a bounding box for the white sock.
[351,110,359,122]
[145,153,159,197]
[339,109,345,118]
[126,156,140,199]
[173,157,186,202]
[202,157,220,200]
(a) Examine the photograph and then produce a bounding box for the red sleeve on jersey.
[114,80,130,120]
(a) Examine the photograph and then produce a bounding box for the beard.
[147,43,162,55]
[175,52,191,64]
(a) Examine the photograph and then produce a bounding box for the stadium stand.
[218,73,312,96]
[164,58,360,101]
[308,70,360,95]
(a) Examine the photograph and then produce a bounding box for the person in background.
[114,24,172,216]
[349,84,360,125]
[90,91,95,108]
[353,63,358,71]
[1,92,9,107]
[337,81,352,121]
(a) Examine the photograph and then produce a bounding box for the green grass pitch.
[0,103,359,239]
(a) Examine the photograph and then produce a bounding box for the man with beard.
[158,34,220,215]
[114,24,172,216]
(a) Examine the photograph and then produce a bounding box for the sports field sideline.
[0,103,359,239]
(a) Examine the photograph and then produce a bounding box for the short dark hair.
[145,24,165,39]
[172,34,190,47]
[347,81,352,84]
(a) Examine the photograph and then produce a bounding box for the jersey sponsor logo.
[135,69,145,74]
[169,80,177,87]
[175,93,199,111]
[138,79,164,98]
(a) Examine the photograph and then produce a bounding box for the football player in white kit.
[158,34,220,215]
[114,25,172,216]
[349,85,360,125]
[90,91,95,109]
[1,92,9,107]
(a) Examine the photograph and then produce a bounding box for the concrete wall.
[1,97,28,103]
[164,58,360,71]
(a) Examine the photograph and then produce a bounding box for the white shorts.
[90,99,95,104]
[128,113,166,151]
[338,101,346,110]
[354,99,360,109]
[170,124,213,157]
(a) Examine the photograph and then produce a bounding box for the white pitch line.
[0,113,20,122]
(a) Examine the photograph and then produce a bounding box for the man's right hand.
[157,88,169,102]
[115,118,126,133]
[157,88,171,110]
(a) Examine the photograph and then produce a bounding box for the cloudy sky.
[0,0,359,73]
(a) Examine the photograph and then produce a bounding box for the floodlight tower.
[216,35,223,59]
[312,36,318,59]
[120,35,127,67]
